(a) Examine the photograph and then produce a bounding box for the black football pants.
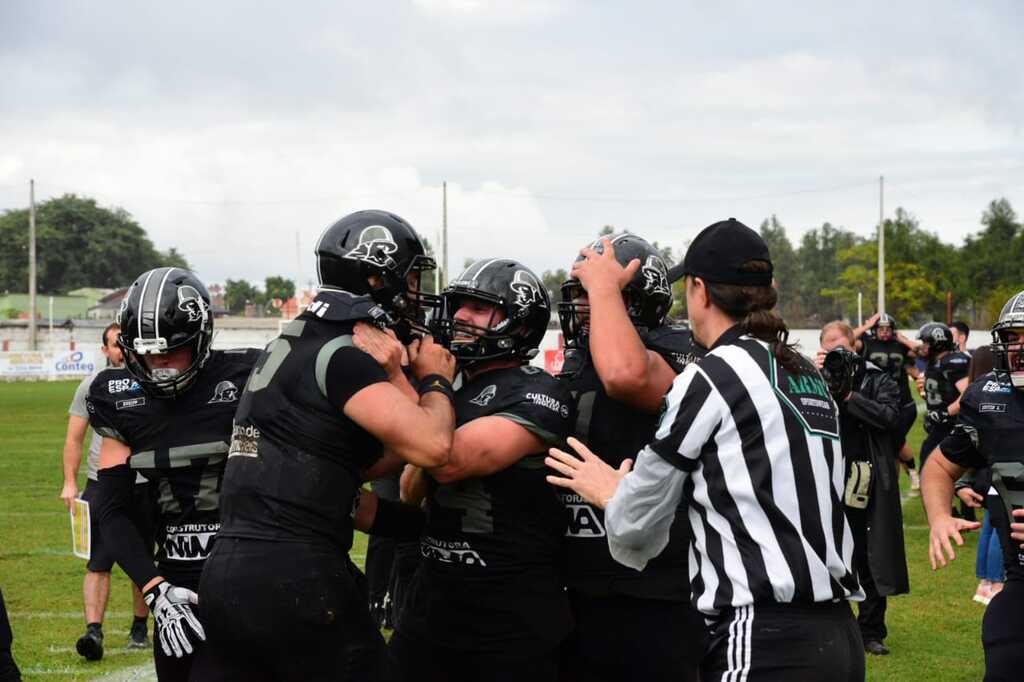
[701,601,865,682]
[982,579,1024,682]
[390,629,559,682]
[191,537,393,682]
[559,591,704,682]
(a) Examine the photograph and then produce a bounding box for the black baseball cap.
[669,218,773,286]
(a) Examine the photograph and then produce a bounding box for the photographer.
[818,321,909,657]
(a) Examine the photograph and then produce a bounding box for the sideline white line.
[89,663,157,681]
[11,611,135,619]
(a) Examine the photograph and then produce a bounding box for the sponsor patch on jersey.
[420,535,487,567]
[162,523,219,561]
[228,423,261,458]
[526,392,569,418]
[469,384,497,407]
[770,362,840,440]
[208,380,239,404]
[983,380,1012,394]
[107,378,141,394]
[559,493,606,538]
[979,403,1007,413]
[116,397,146,410]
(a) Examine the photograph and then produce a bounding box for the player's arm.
[573,238,676,412]
[944,376,971,417]
[851,313,880,351]
[428,416,547,484]
[60,415,88,509]
[351,488,425,539]
[344,335,456,468]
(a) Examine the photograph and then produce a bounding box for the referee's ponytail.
[705,260,805,374]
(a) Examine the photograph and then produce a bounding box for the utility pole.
[28,179,38,351]
[877,175,885,316]
[442,181,449,288]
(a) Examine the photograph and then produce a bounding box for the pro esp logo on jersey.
[559,493,606,538]
[641,256,671,297]
[526,392,570,418]
[107,378,142,394]
[162,523,219,561]
[983,380,1012,394]
[469,384,497,407]
[343,226,399,269]
[208,380,239,404]
[177,286,207,323]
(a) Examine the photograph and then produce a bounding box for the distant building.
[87,287,130,320]
[0,293,104,321]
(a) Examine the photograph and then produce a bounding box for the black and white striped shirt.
[605,326,863,615]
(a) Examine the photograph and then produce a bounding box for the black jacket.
[842,363,910,597]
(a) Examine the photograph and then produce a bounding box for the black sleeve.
[493,376,574,447]
[846,371,901,431]
[943,354,970,384]
[85,382,128,443]
[95,465,159,589]
[369,497,426,540]
[939,391,986,470]
[321,346,390,410]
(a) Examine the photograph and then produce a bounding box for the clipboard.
[70,497,91,560]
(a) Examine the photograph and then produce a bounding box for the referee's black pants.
[191,537,393,682]
[701,601,864,682]
[982,579,1024,682]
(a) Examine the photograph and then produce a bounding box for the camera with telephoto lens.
[820,347,862,399]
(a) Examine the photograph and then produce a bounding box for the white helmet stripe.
[135,269,158,340]
[153,267,178,341]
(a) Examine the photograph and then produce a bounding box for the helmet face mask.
[991,290,1024,389]
[435,259,550,365]
[557,234,672,348]
[117,268,214,398]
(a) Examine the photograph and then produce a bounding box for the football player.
[915,322,970,470]
[192,210,455,682]
[87,268,261,681]
[853,313,922,493]
[556,235,705,682]
[924,290,1024,680]
[387,258,574,682]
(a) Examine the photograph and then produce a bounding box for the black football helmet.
[315,210,439,329]
[992,290,1024,389]
[916,322,955,357]
[116,267,214,397]
[435,258,550,363]
[558,233,672,348]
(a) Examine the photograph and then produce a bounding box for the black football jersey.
[86,348,260,582]
[400,365,574,653]
[860,337,913,404]
[923,351,970,411]
[940,373,1024,579]
[217,290,392,553]
[557,325,702,599]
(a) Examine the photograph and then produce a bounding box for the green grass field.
[0,381,986,680]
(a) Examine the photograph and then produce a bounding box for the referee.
[547,218,865,682]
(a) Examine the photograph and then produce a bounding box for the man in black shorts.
[193,210,456,682]
[62,322,152,659]
[556,234,705,682]
[88,268,261,681]
[854,313,922,493]
[389,258,574,682]
[924,290,1024,682]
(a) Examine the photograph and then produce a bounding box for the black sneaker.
[127,621,150,650]
[76,628,104,661]
[864,639,890,656]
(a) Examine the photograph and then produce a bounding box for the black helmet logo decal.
[343,226,399,269]
[177,285,206,323]
[641,256,670,296]
[116,296,130,326]
[510,270,543,312]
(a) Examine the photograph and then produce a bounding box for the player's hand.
[409,335,456,383]
[915,375,925,397]
[545,437,631,510]
[143,580,206,658]
[571,237,640,296]
[59,480,78,510]
[925,409,948,428]
[928,515,981,570]
[1010,508,1024,548]
[865,312,880,327]
[814,349,827,369]
[354,322,406,379]
[955,487,984,509]
[400,464,428,506]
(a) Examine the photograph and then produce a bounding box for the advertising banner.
[0,350,99,380]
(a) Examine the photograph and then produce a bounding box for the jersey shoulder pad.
[644,325,703,371]
[945,352,970,367]
[88,367,143,405]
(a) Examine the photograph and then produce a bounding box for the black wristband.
[418,374,455,403]
[369,498,426,540]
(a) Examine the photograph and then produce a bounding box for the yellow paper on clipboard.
[70,497,91,560]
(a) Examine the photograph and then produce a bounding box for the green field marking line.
[11,611,137,619]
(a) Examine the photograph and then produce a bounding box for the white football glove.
[143,580,206,658]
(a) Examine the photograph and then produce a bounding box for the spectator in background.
[60,323,151,660]
[951,320,971,354]
[818,321,909,657]
[951,346,1005,605]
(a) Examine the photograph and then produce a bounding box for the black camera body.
[821,347,863,398]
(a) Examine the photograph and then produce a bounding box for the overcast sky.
[1,0,1022,289]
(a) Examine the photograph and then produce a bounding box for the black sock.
[904,459,916,470]
[132,615,147,628]
[86,622,102,634]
